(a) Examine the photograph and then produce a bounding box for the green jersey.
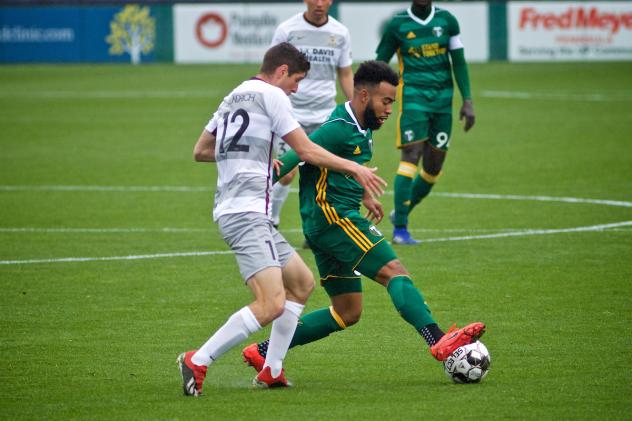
[376,6,461,112]
[299,102,373,235]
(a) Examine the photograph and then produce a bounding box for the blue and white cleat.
[392,227,421,245]
[390,210,420,245]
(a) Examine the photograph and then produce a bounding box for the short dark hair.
[353,60,399,89]
[260,42,311,76]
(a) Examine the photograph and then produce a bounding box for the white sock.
[270,183,291,226]
[192,306,261,366]
[263,300,305,377]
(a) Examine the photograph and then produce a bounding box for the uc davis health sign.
[174,3,303,63]
[509,2,632,61]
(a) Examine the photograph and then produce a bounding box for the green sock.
[289,307,345,349]
[393,174,413,227]
[409,174,434,212]
[387,275,436,330]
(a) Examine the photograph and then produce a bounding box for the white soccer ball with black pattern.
[444,341,491,384]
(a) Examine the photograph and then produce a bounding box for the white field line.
[1,221,630,266]
[2,226,631,235]
[3,90,629,101]
[420,220,632,243]
[481,90,632,102]
[0,185,211,192]
[0,250,232,265]
[2,186,631,209]
[0,90,221,99]
[0,227,210,233]
[434,192,632,208]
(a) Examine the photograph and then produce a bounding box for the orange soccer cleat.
[177,350,208,397]
[430,322,486,361]
[252,366,293,388]
[242,342,266,373]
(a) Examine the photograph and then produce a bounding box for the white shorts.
[218,212,295,282]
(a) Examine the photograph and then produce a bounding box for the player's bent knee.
[292,278,314,303]
[330,304,361,328]
[341,309,362,326]
[259,300,285,325]
[282,256,315,304]
[401,146,423,164]
[376,260,410,286]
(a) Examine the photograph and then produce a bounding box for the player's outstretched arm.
[282,127,387,197]
[272,149,301,183]
[337,66,354,101]
[193,129,216,162]
[450,48,475,132]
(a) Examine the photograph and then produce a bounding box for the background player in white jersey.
[269,0,354,231]
[177,42,386,396]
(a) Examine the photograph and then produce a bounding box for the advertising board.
[508,2,632,61]
[174,3,303,63]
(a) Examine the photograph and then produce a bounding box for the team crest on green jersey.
[432,26,443,37]
[369,225,383,237]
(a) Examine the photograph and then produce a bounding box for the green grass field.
[1,61,631,419]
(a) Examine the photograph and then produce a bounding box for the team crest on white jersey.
[328,35,337,47]
[432,26,443,37]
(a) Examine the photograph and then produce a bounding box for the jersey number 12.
[218,109,250,154]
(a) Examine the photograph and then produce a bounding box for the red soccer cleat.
[430,322,486,361]
[177,350,208,397]
[242,343,265,373]
[252,366,293,388]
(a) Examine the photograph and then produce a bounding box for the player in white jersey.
[269,0,354,230]
[177,42,386,395]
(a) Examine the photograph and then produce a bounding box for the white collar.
[344,101,366,135]
[407,5,435,26]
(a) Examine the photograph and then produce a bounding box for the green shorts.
[396,110,453,151]
[304,211,398,297]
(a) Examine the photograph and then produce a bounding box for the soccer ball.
[444,341,491,384]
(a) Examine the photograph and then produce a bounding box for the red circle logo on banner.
[195,13,228,48]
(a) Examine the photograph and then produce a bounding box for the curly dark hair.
[260,42,311,76]
[353,60,399,88]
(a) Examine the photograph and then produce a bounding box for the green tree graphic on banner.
[106,5,155,64]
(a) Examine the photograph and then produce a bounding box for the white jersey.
[271,13,352,125]
[205,78,300,221]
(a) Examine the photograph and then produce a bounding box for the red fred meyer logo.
[519,6,632,34]
[196,13,228,48]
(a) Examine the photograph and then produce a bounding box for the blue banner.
[0,6,156,63]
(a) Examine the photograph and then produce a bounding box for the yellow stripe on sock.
[329,306,347,329]
[420,169,442,184]
[397,161,417,178]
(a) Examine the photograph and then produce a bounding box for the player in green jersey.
[376,0,476,245]
[241,61,485,377]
